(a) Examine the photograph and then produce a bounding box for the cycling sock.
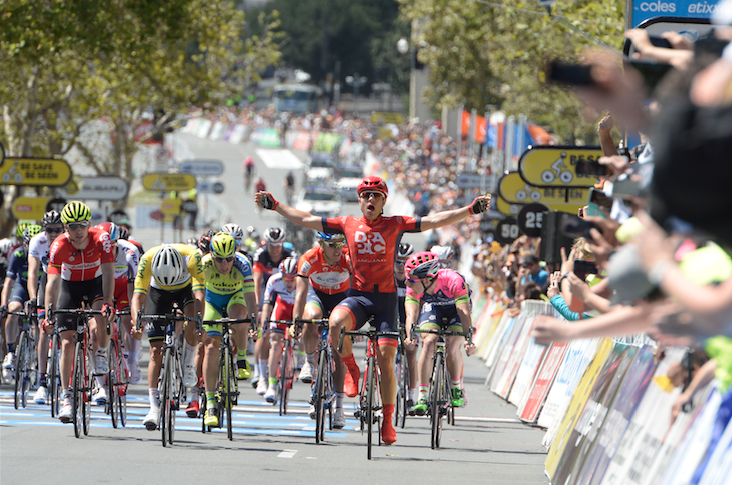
[307,352,316,366]
[7,343,15,354]
[184,343,197,365]
[408,388,416,402]
[206,391,216,407]
[336,392,344,409]
[383,403,395,419]
[96,376,106,388]
[39,374,47,388]
[259,360,268,380]
[418,385,429,400]
[253,362,260,376]
[268,377,277,386]
[237,350,247,361]
[451,378,461,390]
[341,353,358,371]
[190,387,199,401]
[63,388,72,400]
[149,388,160,409]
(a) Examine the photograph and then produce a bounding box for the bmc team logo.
[354,231,386,255]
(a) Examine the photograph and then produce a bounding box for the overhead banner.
[519,146,605,187]
[631,1,721,27]
[142,172,196,191]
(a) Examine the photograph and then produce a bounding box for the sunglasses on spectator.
[214,256,234,263]
[66,222,89,230]
[324,241,345,248]
[360,191,384,200]
[45,226,64,233]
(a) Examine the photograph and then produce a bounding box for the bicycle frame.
[296,318,332,443]
[107,310,130,429]
[268,319,301,416]
[7,303,38,410]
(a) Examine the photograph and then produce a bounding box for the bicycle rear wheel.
[366,354,376,460]
[278,340,292,416]
[224,345,234,441]
[108,345,118,428]
[72,340,83,438]
[14,331,29,409]
[430,353,445,449]
[314,349,327,443]
[49,333,61,417]
[116,340,128,427]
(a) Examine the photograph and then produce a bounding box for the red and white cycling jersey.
[297,246,351,295]
[48,227,115,281]
[113,239,141,282]
[322,215,421,293]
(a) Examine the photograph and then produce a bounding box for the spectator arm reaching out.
[532,304,652,344]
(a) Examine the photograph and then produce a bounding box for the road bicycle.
[3,302,38,410]
[106,310,130,428]
[137,311,201,447]
[268,319,300,416]
[50,305,110,439]
[201,315,255,441]
[47,310,62,418]
[413,324,473,449]
[295,317,332,444]
[338,324,401,460]
[394,323,411,429]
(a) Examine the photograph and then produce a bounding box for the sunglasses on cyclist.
[45,226,64,233]
[407,277,423,284]
[395,261,405,267]
[214,256,234,263]
[360,191,384,201]
[66,222,89,230]
[282,276,296,282]
[324,241,344,248]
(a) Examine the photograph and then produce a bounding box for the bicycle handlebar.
[337,326,401,354]
[411,324,475,350]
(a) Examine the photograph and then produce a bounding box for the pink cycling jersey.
[405,268,469,306]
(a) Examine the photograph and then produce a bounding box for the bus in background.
[273,84,323,114]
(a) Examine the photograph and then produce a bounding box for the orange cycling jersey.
[297,246,351,295]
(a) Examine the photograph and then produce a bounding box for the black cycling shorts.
[335,290,399,348]
[145,285,194,343]
[56,277,104,333]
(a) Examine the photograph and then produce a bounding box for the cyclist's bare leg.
[268,332,284,380]
[302,304,321,355]
[417,334,438,388]
[59,329,76,393]
[406,347,418,390]
[376,345,397,405]
[332,348,346,393]
[90,299,109,351]
[37,326,50,379]
[5,302,21,348]
[228,303,249,355]
[329,308,354,358]
[446,335,464,382]
[202,335,221,393]
[148,341,164,390]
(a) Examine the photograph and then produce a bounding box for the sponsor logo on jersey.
[354,231,386,255]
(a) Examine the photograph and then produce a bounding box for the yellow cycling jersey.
[201,252,255,295]
[134,243,205,295]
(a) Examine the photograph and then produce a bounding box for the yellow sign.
[161,198,183,215]
[11,196,52,220]
[142,173,196,192]
[0,158,72,187]
[377,128,393,140]
[371,112,405,126]
[496,195,523,217]
[498,172,589,214]
[519,146,605,187]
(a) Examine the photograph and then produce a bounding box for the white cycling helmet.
[279,257,298,278]
[151,245,185,287]
[430,245,455,268]
[221,223,244,248]
[264,227,286,244]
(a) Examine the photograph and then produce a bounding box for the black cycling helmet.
[198,230,216,254]
[42,210,62,227]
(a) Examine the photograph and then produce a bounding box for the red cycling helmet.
[357,176,388,198]
[404,251,440,279]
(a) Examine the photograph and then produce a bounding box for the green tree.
[0,0,281,236]
[398,0,625,140]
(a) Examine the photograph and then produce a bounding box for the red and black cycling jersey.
[48,227,115,281]
[253,245,294,286]
[321,215,421,293]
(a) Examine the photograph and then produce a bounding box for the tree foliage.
[0,0,281,235]
[398,0,625,140]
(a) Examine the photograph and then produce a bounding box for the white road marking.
[277,449,299,459]
[256,149,304,169]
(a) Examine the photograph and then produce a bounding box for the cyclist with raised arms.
[201,233,257,426]
[92,222,141,402]
[27,211,64,403]
[131,244,205,430]
[43,202,116,423]
[394,243,419,413]
[260,258,298,403]
[293,231,352,427]
[252,227,293,393]
[1,224,42,383]
[255,176,490,444]
[403,252,476,414]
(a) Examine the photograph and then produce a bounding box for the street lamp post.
[345,73,367,116]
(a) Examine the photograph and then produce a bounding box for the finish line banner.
[631,0,721,27]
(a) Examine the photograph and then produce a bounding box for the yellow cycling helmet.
[60,201,92,224]
[211,232,236,258]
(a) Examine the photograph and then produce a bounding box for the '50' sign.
[354,231,386,255]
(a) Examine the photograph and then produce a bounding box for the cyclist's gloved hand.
[102,303,116,319]
[468,195,491,215]
[260,192,278,210]
[42,318,54,335]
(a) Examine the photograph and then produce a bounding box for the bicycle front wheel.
[14,331,29,409]
[108,346,118,428]
[224,345,234,441]
[49,333,61,417]
[430,353,445,449]
[82,340,92,436]
[366,354,376,460]
[314,349,327,444]
[278,340,292,416]
[72,340,83,438]
[160,350,170,447]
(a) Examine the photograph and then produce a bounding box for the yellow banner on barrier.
[544,338,614,479]
[371,112,405,125]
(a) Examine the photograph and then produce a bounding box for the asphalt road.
[0,134,548,484]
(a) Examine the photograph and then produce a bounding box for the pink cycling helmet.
[404,251,440,279]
